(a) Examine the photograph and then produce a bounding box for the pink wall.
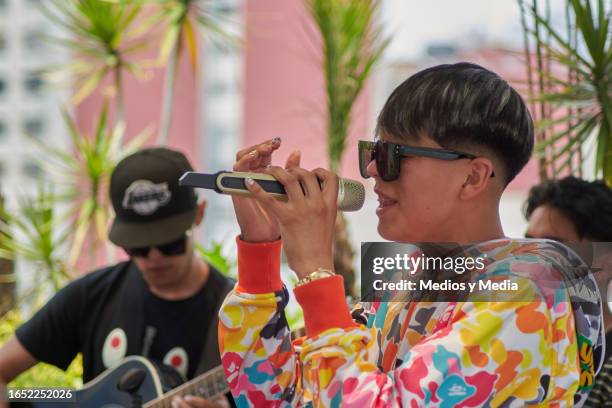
[243,0,370,180]
[76,46,200,166]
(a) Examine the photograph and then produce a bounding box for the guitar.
[9,356,229,407]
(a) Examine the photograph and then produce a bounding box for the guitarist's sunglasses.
[358,140,495,182]
[123,231,190,258]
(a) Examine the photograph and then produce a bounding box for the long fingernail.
[249,150,258,157]
[245,177,255,186]
[272,137,281,144]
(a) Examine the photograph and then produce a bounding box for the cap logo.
[122,180,172,215]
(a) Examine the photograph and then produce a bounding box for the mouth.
[146,266,172,274]
[375,188,398,214]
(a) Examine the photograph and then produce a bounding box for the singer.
[218,63,605,406]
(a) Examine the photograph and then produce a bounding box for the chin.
[378,221,429,243]
[142,272,175,288]
[377,222,405,242]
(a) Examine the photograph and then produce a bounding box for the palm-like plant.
[307,0,389,296]
[0,192,15,316]
[41,0,148,137]
[30,104,150,268]
[519,0,612,184]
[0,184,70,302]
[134,0,238,144]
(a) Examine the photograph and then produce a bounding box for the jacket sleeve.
[218,237,354,406]
[219,238,572,407]
[293,274,569,407]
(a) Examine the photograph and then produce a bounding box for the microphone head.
[338,178,365,212]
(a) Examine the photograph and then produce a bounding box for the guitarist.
[0,148,233,408]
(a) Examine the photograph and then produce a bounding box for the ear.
[459,158,495,200]
[194,199,207,225]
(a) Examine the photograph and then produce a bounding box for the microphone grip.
[217,172,289,200]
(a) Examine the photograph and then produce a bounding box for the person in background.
[525,176,612,407]
[0,148,234,408]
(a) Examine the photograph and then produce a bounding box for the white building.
[0,0,69,205]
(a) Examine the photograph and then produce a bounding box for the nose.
[366,159,378,178]
[147,247,166,260]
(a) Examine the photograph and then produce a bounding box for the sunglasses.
[358,140,494,182]
[123,232,189,258]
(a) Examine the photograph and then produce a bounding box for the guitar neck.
[143,366,228,408]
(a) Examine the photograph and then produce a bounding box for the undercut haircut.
[376,62,534,184]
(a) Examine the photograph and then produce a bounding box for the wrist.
[295,268,335,287]
[293,259,334,280]
[240,232,281,243]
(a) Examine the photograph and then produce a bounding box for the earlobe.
[195,199,207,225]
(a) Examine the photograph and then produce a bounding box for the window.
[0,76,7,97]
[23,117,44,139]
[24,72,44,94]
[207,80,230,96]
[0,32,6,54]
[23,30,44,51]
[23,161,42,179]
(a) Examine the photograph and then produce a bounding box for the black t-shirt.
[16,261,232,382]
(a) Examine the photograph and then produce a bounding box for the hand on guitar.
[232,137,301,243]
[171,394,229,408]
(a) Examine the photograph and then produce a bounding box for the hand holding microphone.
[180,138,364,278]
[242,164,339,278]
[231,138,292,243]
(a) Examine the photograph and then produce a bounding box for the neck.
[150,255,210,300]
[438,203,505,243]
[605,311,612,334]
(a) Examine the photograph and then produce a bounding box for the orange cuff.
[294,275,356,337]
[236,236,283,294]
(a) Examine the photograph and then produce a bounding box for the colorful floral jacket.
[219,238,604,407]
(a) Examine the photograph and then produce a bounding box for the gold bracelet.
[295,268,335,287]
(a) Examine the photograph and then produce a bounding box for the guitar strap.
[194,276,234,375]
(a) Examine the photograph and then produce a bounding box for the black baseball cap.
[108,147,197,248]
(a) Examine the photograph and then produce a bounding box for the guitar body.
[11,356,184,408]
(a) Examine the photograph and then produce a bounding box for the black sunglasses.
[358,140,494,182]
[123,233,189,258]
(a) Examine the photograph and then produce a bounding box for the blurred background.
[0,0,609,386]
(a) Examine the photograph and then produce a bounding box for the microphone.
[179,171,365,212]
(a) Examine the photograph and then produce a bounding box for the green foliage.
[307,0,389,171]
[40,0,147,109]
[0,184,69,298]
[29,104,150,268]
[146,0,239,144]
[520,0,612,183]
[196,240,236,277]
[107,0,240,144]
[0,311,83,388]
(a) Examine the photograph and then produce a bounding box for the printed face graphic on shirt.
[102,328,128,368]
[122,180,172,215]
[163,347,188,379]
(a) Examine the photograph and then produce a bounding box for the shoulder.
[476,238,589,281]
[202,264,235,306]
[207,265,235,288]
[74,260,134,290]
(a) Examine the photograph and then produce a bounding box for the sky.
[380,0,536,60]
